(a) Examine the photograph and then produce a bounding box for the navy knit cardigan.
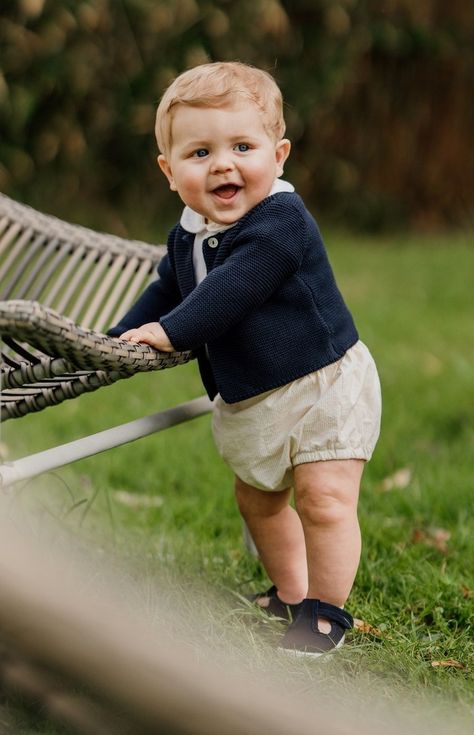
[109,192,359,403]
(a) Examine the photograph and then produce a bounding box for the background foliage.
[0,0,473,236]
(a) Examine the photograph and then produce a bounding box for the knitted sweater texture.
[109,192,358,403]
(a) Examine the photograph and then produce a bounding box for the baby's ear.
[157,154,177,191]
[275,138,291,176]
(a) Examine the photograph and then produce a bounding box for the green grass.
[2,229,474,730]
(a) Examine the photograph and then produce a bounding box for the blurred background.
[1,5,474,731]
[1,0,473,239]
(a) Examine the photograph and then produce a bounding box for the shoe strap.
[309,599,353,631]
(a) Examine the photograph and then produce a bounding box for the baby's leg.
[293,459,364,609]
[277,459,364,652]
[234,476,307,604]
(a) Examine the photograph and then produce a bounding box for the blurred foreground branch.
[0,515,358,735]
[0,645,132,734]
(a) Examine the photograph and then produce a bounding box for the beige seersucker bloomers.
[212,340,382,492]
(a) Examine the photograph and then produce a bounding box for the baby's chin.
[206,215,240,226]
[202,210,242,227]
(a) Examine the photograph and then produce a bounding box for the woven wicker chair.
[0,193,213,488]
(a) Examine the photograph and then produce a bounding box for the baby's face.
[158,101,290,225]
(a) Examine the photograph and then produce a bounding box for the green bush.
[0,0,472,234]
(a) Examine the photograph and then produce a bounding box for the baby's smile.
[211,183,242,200]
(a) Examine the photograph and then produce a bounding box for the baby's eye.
[193,148,208,158]
[234,143,250,152]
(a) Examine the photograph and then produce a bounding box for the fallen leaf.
[461,585,473,599]
[113,490,163,508]
[380,468,412,492]
[431,659,467,670]
[353,618,384,637]
[412,527,450,553]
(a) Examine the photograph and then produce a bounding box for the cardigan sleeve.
[107,251,182,337]
[160,203,307,351]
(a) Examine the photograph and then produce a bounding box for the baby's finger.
[119,329,139,341]
[133,332,160,347]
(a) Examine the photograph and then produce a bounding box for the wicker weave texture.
[0,194,194,421]
[0,300,191,375]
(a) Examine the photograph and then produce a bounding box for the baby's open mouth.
[212,184,241,199]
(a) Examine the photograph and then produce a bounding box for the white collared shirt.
[180,179,295,285]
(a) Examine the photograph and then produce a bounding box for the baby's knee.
[295,476,358,526]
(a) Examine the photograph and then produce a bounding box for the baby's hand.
[119,322,175,352]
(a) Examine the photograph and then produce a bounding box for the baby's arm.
[160,205,306,351]
[120,322,175,352]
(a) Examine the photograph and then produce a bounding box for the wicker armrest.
[0,300,191,375]
[0,300,193,420]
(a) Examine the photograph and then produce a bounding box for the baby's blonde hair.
[155,61,286,156]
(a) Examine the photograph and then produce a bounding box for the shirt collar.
[180,178,295,234]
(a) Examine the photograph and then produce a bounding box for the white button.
[208,237,219,248]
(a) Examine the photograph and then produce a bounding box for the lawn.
[2,229,473,732]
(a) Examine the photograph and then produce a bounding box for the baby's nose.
[210,151,234,173]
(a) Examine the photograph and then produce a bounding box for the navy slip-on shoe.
[279,598,353,657]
